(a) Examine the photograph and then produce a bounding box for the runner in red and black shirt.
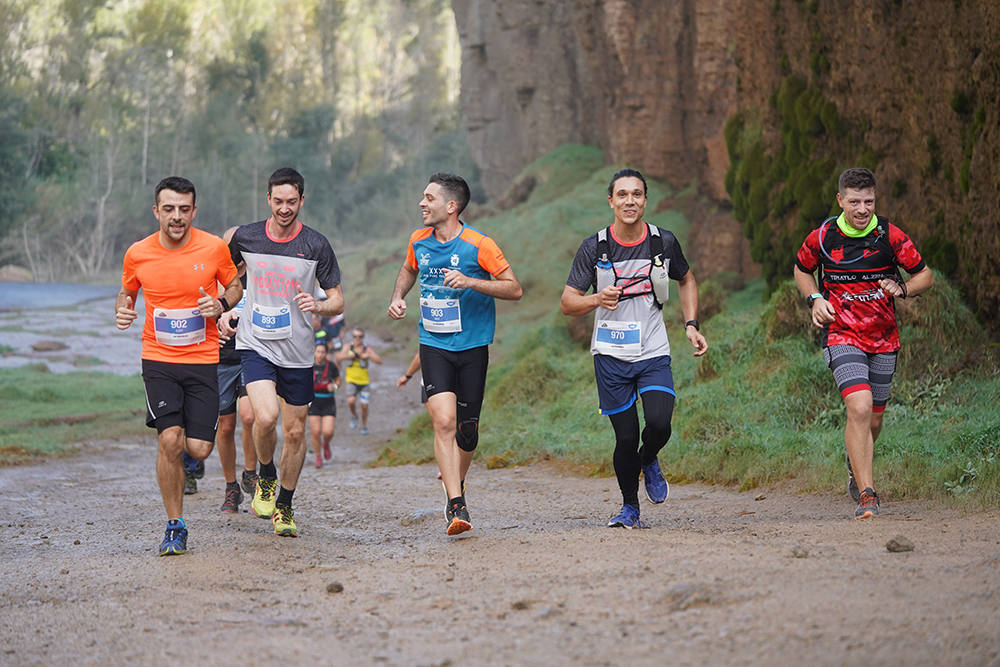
[794,167,933,520]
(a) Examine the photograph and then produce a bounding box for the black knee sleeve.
[457,419,479,452]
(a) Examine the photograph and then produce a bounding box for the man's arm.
[315,285,344,317]
[115,288,139,330]
[441,266,523,301]
[363,347,383,364]
[677,271,708,357]
[387,263,418,319]
[398,351,421,387]
[560,284,623,316]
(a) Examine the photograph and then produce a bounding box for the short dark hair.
[429,172,471,215]
[838,167,876,193]
[155,176,196,205]
[608,168,647,198]
[268,167,305,196]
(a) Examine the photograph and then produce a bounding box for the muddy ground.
[1,298,999,665]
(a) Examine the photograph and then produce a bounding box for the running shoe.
[607,504,646,529]
[445,500,472,536]
[182,451,205,479]
[159,518,188,556]
[361,425,369,435]
[315,454,323,469]
[846,453,860,503]
[221,485,243,513]
[241,469,259,495]
[271,504,299,537]
[349,417,358,430]
[252,477,278,519]
[323,442,332,461]
[642,459,670,504]
[183,471,198,495]
[854,487,880,519]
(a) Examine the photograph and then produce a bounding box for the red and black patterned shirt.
[795,217,925,353]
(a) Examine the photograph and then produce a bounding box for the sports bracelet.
[218,296,231,313]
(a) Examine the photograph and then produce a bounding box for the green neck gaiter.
[836,212,877,238]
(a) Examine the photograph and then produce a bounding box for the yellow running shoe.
[251,477,277,519]
[272,504,298,537]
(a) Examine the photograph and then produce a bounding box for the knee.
[456,419,479,452]
[845,395,874,423]
[158,427,185,457]
[187,439,214,460]
[255,409,279,432]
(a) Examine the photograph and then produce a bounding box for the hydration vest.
[596,223,671,309]
[816,215,902,290]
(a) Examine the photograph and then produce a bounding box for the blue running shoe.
[159,518,188,556]
[182,451,205,479]
[607,504,646,529]
[642,459,669,504]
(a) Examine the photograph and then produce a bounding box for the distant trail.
[1,353,999,664]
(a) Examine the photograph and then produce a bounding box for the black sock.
[226,481,239,490]
[277,486,294,507]
[259,461,277,479]
[449,495,466,507]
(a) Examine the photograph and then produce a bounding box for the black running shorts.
[142,359,219,441]
[419,344,488,403]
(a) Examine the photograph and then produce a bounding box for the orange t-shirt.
[121,227,238,363]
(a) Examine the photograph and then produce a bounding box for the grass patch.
[0,366,149,462]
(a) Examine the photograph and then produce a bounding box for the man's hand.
[686,326,708,357]
[442,269,470,290]
[596,285,622,311]
[387,298,407,320]
[197,287,224,319]
[218,310,238,343]
[879,277,905,298]
[293,284,316,313]
[810,298,836,327]
[116,296,137,330]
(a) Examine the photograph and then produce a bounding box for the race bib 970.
[594,319,641,356]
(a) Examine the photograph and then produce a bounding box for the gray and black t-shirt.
[566,223,689,361]
[230,220,340,368]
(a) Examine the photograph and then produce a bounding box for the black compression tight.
[607,391,675,507]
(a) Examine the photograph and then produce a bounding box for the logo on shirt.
[450,254,460,267]
[419,252,430,267]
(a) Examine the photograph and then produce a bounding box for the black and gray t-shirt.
[566,223,689,361]
[230,219,340,369]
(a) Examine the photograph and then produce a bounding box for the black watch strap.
[218,296,231,313]
[685,320,699,331]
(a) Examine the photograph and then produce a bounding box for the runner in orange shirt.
[116,176,242,556]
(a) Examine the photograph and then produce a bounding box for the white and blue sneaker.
[159,518,188,556]
[642,459,670,504]
[607,504,646,529]
[349,417,358,430]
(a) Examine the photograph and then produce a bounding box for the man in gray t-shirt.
[561,168,707,530]
[222,167,344,539]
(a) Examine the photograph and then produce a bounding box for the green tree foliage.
[0,0,469,279]
[724,74,875,294]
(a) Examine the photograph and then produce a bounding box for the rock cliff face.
[451,0,1000,322]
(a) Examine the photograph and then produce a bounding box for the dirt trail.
[2,357,999,666]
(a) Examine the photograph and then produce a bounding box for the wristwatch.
[684,320,699,331]
[807,293,823,307]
